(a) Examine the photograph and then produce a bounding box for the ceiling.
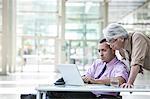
[108,0,148,22]
[66,0,149,23]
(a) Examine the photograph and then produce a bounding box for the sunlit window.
[16,0,58,72]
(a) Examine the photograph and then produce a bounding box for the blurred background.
[0,0,150,98]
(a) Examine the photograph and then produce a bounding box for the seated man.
[48,38,129,99]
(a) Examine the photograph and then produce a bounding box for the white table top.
[35,84,150,92]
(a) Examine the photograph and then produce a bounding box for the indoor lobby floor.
[0,70,150,99]
[0,72,60,99]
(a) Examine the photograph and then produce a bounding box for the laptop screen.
[58,64,85,86]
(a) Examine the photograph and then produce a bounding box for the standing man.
[103,23,150,88]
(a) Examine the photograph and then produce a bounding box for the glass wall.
[119,1,150,37]
[16,1,104,72]
[16,0,58,72]
[0,0,2,72]
[13,0,150,73]
[65,1,102,70]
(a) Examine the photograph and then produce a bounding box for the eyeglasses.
[107,39,117,44]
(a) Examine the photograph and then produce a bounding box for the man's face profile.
[98,42,115,62]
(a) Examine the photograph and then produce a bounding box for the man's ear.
[112,49,115,54]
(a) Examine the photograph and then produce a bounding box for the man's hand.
[82,76,91,83]
[120,83,134,88]
[82,76,95,84]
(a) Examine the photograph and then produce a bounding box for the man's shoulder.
[114,58,127,67]
[92,59,104,66]
[94,59,103,63]
[91,59,104,69]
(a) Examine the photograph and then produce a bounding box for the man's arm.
[88,76,126,85]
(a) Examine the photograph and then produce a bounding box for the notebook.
[58,64,85,86]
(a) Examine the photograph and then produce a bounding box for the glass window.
[119,1,150,36]
[65,2,102,40]
[0,0,2,72]
[16,0,58,72]
[17,0,58,37]
[65,1,102,70]
[0,0,2,32]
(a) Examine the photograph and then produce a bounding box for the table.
[35,84,150,99]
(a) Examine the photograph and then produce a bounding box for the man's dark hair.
[99,38,111,49]
[99,38,107,44]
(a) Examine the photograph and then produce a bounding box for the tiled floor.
[0,72,60,99]
[0,69,150,99]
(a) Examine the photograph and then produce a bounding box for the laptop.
[58,64,85,86]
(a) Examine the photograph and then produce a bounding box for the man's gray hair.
[103,23,128,42]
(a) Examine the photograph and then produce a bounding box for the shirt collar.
[104,57,118,68]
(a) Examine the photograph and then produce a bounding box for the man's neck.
[105,56,116,63]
